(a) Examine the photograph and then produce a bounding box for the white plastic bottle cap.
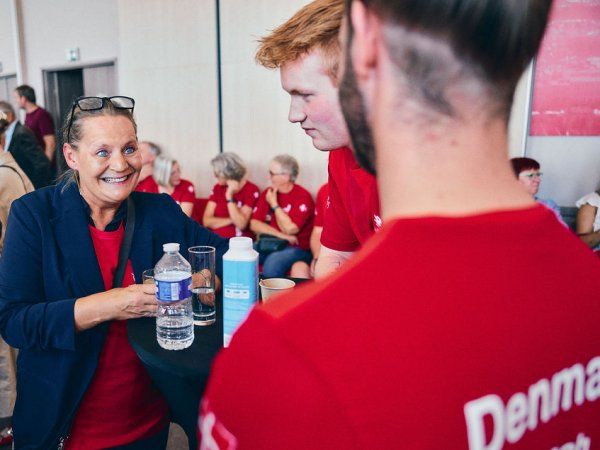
[163,243,180,252]
[229,237,253,250]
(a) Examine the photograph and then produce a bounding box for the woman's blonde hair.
[153,156,176,187]
[60,99,137,188]
[211,152,247,182]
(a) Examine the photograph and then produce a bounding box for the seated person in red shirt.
[290,182,328,278]
[136,156,196,217]
[137,141,161,182]
[250,155,314,277]
[203,152,260,239]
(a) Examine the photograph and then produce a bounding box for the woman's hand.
[266,188,278,208]
[283,234,299,246]
[225,180,241,199]
[74,283,158,331]
[111,284,158,320]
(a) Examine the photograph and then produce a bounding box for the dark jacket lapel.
[130,196,156,282]
[49,181,105,297]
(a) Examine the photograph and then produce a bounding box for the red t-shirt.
[253,184,314,251]
[66,225,168,449]
[313,183,329,228]
[208,181,260,239]
[321,147,381,252]
[200,205,600,449]
[24,107,55,151]
[136,176,196,205]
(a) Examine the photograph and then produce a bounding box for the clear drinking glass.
[188,246,216,326]
[142,269,155,285]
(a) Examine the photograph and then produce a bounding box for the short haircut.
[272,154,299,182]
[510,157,540,177]
[350,0,552,119]
[15,85,36,104]
[211,152,247,182]
[153,156,175,187]
[255,0,345,80]
[0,101,15,117]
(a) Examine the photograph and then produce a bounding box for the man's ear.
[349,0,378,80]
[63,143,79,171]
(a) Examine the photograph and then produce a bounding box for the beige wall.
[0,0,596,205]
[118,0,220,197]
[0,0,17,76]
[19,0,119,108]
[220,0,329,195]
[508,66,533,158]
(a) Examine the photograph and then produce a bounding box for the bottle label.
[156,276,192,302]
[223,259,258,347]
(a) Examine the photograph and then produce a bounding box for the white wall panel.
[220,0,329,196]
[19,0,119,107]
[118,0,219,196]
[0,0,17,76]
[527,137,600,206]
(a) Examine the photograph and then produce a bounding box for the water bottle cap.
[163,243,180,252]
[229,237,252,250]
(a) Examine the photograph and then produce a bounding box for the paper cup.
[259,278,296,302]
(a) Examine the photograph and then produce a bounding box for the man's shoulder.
[243,181,260,193]
[291,183,313,200]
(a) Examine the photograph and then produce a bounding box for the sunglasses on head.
[66,96,135,143]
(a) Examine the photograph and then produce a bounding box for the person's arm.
[43,134,56,161]
[576,204,600,249]
[265,188,300,235]
[225,181,253,230]
[250,219,298,245]
[73,284,157,332]
[227,203,253,230]
[180,201,194,217]
[308,226,324,277]
[314,245,354,279]
[199,310,355,449]
[203,201,233,229]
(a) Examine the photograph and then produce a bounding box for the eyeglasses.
[66,96,135,143]
[519,172,543,180]
[268,170,287,177]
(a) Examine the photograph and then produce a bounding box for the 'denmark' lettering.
[464,356,600,450]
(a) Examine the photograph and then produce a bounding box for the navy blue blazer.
[0,181,228,449]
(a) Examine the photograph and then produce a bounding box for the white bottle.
[222,237,259,347]
[154,243,194,350]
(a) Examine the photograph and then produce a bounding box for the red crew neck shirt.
[136,176,196,205]
[253,184,314,251]
[66,225,168,449]
[208,181,260,238]
[313,183,329,228]
[321,147,381,252]
[200,205,600,449]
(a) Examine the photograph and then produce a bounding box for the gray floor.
[167,423,189,450]
[0,422,188,450]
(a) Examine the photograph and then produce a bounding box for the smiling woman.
[0,96,229,449]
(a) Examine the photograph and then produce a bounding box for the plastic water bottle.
[223,237,259,347]
[155,243,194,350]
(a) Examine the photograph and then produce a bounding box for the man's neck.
[375,115,534,221]
[24,104,38,114]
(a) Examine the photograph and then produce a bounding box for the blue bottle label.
[156,277,192,302]
[223,259,258,346]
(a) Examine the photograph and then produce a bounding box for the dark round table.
[127,277,308,449]
[128,295,223,450]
